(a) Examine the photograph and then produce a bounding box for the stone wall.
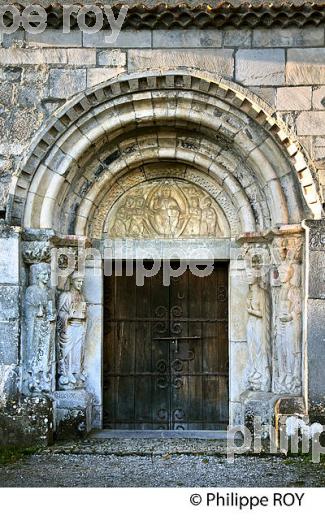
[0,23,324,444]
[0,27,325,212]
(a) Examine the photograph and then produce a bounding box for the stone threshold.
[90,429,228,440]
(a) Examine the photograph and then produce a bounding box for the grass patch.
[0,446,40,465]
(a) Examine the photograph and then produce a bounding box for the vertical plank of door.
[134,262,152,429]
[151,264,170,430]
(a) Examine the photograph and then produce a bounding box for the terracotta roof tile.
[3,2,325,29]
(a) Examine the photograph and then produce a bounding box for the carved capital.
[22,241,51,264]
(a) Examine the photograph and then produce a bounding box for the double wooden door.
[103,262,229,430]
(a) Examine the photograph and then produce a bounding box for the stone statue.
[24,262,56,393]
[57,272,87,390]
[274,260,302,394]
[246,269,271,392]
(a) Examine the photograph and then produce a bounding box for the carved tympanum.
[108,180,222,238]
[23,262,56,393]
[57,272,87,390]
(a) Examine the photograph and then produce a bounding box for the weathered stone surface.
[229,270,248,342]
[276,86,312,111]
[49,69,87,98]
[287,49,325,85]
[235,49,285,86]
[10,109,44,144]
[308,251,325,299]
[296,111,325,136]
[0,82,14,105]
[152,29,222,48]
[229,341,248,401]
[223,29,251,48]
[253,28,324,48]
[84,30,151,48]
[312,86,325,110]
[97,49,126,66]
[128,49,234,76]
[0,286,19,365]
[0,227,20,284]
[241,391,279,430]
[250,87,276,106]
[27,30,82,47]
[84,303,103,419]
[307,299,325,407]
[0,173,10,212]
[53,390,92,440]
[87,67,124,87]
[0,48,96,65]
[0,396,54,447]
[1,30,25,49]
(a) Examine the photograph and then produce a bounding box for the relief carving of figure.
[151,184,181,236]
[184,197,202,235]
[57,272,87,390]
[274,256,302,394]
[128,196,147,237]
[200,197,221,236]
[109,180,223,238]
[24,263,56,393]
[246,268,271,392]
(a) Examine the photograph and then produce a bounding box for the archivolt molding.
[8,70,322,235]
[71,130,268,238]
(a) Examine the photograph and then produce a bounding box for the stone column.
[304,220,325,423]
[0,224,20,406]
[0,226,54,447]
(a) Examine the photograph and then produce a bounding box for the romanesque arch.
[7,70,322,234]
[10,70,322,430]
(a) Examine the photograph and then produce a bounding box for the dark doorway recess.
[103,261,229,430]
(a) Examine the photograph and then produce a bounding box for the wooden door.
[103,261,229,430]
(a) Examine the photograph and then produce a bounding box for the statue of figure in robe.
[246,269,271,393]
[24,262,56,393]
[274,261,302,394]
[57,272,87,390]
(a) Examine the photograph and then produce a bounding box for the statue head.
[203,198,212,208]
[30,263,50,286]
[191,197,199,208]
[71,272,84,291]
[162,185,171,198]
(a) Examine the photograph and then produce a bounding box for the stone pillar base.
[53,390,93,440]
[240,390,281,431]
[0,395,54,447]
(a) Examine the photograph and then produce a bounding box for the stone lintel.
[237,224,304,245]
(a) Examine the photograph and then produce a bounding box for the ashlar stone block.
[296,111,325,136]
[235,49,285,86]
[287,49,325,85]
[128,49,234,78]
[276,86,312,111]
[312,86,325,110]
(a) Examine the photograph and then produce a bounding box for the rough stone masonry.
[0,1,325,447]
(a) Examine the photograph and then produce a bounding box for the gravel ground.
[1,439,325,487]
